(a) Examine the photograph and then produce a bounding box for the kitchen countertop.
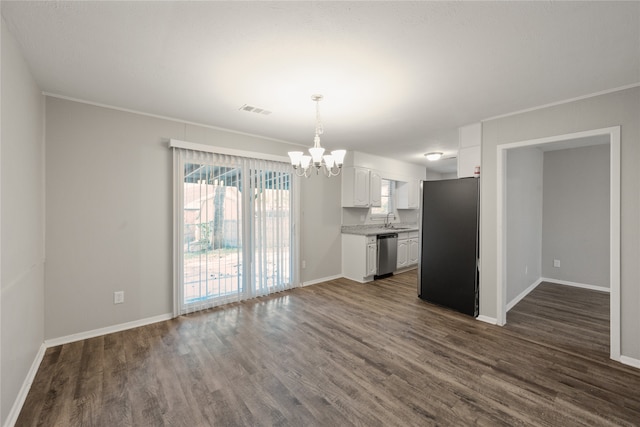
[341,224,419,236]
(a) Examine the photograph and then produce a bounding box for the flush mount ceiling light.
[288,95,346,178]
[424,152,443,161]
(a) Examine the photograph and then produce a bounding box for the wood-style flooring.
[17,272,640,426]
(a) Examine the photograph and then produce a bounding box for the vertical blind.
[173,147,294,315]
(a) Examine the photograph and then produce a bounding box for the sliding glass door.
[182,163,244,308]
[174,149,294,315]
[247,159,292,297]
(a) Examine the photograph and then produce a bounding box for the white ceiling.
[2,2,639,173]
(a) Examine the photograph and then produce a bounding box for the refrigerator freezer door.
[419,178,479,317]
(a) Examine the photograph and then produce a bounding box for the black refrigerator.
[418,178,479,317]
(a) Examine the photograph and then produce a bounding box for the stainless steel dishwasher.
[376,233,398,279]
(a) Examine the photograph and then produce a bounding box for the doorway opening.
[496,126,621,361]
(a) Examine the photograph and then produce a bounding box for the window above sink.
[370,178,395,219]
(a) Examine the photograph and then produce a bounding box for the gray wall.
[425,170,458,181]
[506,147,543,303]
[300,174,342,283]
[481,86,640,359]
[441,172,458,180]
[1,21,45,425]
[45,97,342,340]
[542,145,610,287]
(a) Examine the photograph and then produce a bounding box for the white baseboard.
[620,355,640,369]
[301,274,343,287]
[506,278,543,312]
[540,277,610,293]
[340,276,372,284]
[44,313,173,347]
[4,343,46,427]
[476,315,498,325]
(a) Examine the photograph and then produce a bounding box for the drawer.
[398,232,409,240]
[366,236,377,244]
[409,231,420,238]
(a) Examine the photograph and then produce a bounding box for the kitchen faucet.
[385,212,394,228]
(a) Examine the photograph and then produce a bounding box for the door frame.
[496,126,621,361]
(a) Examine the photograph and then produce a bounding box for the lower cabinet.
[366,242,378,277]
[342,234,377,282]
[397,238,409,269]
[397,231,420,270]
[342,231,419,282]
[408,238,419,265]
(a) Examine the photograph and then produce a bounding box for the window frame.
[370,178,395,220]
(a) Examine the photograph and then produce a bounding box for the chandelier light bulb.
[300,155,312,169]
[323,155,335,168]
[331,150,346,166]
[287,151,304,166]
[309,147,325,164]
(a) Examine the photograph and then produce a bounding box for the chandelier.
[288,94,346,177]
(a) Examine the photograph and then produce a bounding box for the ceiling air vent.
[239,104,272,116]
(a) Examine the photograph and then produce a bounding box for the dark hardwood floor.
[17,272,640,426]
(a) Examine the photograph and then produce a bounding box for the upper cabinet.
[342,167,375,207]
[341,151,426,208]
[396,180,420,209]
[343,167,421,209]
[457,123,482,178]
[369,171,382,207]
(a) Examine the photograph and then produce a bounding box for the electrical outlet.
[114,291,124,304]
[302,260,306,269]
[553,259,561,268]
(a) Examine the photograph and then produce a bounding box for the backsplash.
[341,223,419,234]
[342,207,420,226]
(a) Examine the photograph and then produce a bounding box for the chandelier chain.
[315,97,323,137]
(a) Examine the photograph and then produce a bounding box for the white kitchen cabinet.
[342,234,377,282]
[353,167,370,207]
[397,238,408,269]
[408,237,419,265]
[408,180,420,209]
[397,180,420,209]
[367,242,378,276]
[342,167,369,207]
[369,171,382,207]
[396,231,420,271]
